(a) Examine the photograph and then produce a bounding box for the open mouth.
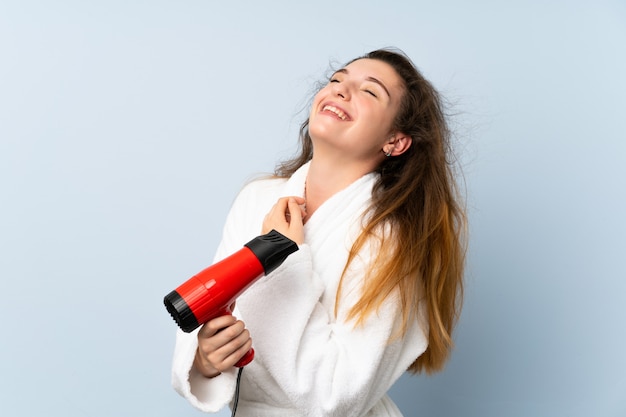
[322,104,350,121]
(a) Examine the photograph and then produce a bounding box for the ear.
[386,132,412,157]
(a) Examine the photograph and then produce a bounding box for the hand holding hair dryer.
[164,230,298,367]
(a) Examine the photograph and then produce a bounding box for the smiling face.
[308,58,406,164]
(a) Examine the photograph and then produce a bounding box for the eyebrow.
[333,68,391,98]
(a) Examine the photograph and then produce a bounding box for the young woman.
[171,48,466,416]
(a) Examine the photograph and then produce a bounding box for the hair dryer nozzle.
[164,290,200,332]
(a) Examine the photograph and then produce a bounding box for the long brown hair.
[275,48,466,374]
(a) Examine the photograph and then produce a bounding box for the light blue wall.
[1,1,624,416]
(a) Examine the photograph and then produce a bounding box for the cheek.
[311,88,329,108]
[359,102,392,131]
[372,103,398,129]
[309,88,334,123]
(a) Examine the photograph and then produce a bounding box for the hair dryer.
[164,229,298,367]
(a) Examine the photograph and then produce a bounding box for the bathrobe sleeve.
[170,181,265,413]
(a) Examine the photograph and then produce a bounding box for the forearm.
[171,329,239,413]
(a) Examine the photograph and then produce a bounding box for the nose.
[332,81,351,100]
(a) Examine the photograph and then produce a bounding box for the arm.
[170,182,265,412]
[171,326,240,413]
[236,241,428,416]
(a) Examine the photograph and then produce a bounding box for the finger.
[289,196,306,205]
[204,329,252,371]
[216,327,250,356]
[198,315,237,338]
[288,196,306,220]
[286,197,303,224]
[267,201,288,222]
[274,197,290,212]
[263,200,290,231]
[218,333,253,369]
[197,321,247,360]
[274,196,305,215]
[227,337,254,366]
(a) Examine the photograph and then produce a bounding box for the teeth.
[323,105,347,120]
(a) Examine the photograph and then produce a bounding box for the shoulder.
[227,176,290,220]
[235,176,287,202]
[217,176,290,254]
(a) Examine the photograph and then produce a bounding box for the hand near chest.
[262,196,307,245]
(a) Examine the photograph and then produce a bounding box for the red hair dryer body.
[164,230,298,367]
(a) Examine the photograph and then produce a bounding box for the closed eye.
[364,89,377,97]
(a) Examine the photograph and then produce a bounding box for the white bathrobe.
[171,162,428,416]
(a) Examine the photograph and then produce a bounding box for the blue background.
[1,1,625,416]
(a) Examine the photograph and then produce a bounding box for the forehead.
[343,58,403,90]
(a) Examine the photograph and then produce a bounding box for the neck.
[304,156,377,220]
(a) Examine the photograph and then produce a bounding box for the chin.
[308,121,331,142]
